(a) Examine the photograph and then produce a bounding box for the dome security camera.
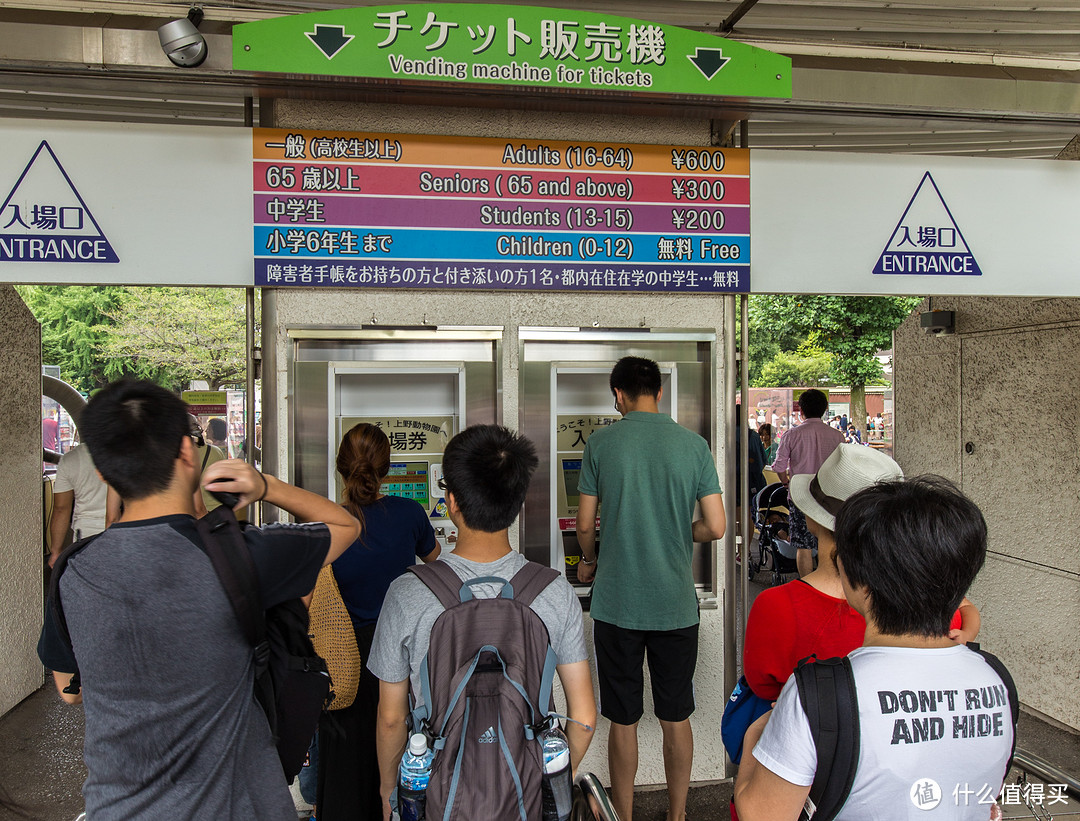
[158,16,208,68]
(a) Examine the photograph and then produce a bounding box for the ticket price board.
[253,129,750,293]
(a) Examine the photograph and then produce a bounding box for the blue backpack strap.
[459,576,515,601]
[794,656,859,821]
[497,714,528,821]
[435,645,537,742]
[534,646,560,738]
[507,562,561,735]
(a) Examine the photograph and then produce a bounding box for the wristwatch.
[580,556,596,565]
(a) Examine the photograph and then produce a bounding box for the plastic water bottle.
[540,724,573,821]
[398,733,434,821]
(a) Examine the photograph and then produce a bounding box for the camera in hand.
[208,488,240,509]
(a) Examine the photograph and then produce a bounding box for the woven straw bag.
[308,565,362,710]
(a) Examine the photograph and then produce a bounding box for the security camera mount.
[920,310,956,336]
[158,5,208,68]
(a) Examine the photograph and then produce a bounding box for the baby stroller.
[749,482,800,586]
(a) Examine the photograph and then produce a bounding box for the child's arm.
[949,596,981,644]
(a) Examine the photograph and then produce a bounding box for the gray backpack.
[408,560,561,821]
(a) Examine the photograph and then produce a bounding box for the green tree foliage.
[750,295,921,428]
[99,287,248,392]
[757,343,834,388]
[18,285,249,393]
[16,285,160,391]
[746,296,805,385]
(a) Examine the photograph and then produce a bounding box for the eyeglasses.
[437,477,447,491]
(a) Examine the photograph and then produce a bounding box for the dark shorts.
[593,620,698,725]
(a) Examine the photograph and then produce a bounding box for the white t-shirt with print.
[753,644,1014,820]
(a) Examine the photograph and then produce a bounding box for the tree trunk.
[850,384,868,438]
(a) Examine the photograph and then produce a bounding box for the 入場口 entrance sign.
[253,128,750,293]
[233,4,791,99]
[0,119,252,286]
[749,150,1080,297]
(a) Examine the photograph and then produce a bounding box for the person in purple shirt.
[768,389,845,577]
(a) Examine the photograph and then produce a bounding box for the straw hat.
[789,444,904,531]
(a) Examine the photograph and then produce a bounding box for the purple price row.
[254,194,745,234]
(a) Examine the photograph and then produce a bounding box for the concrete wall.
[267,95,731,785]
[894,296,1080,731]
[0,285,43,717]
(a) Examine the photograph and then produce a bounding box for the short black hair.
[442,425,538,533]
[609,356,661,401]
[834,476,987,637]
[798,389,828,418]
[206,417,227,442]
[80,378,190,501]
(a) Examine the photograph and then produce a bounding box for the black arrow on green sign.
[306,24,355,60]
[688,48,731,80]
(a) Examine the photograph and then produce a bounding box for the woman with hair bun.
[317,423,440,820]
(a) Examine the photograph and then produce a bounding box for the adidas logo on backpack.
[407,561,562,821]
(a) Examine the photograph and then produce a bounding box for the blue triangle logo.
[0,140,119,263]
[873,172,980,276]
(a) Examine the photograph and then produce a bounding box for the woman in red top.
[743,443,888,701]
[744,444,980,701]
[732,446,981,821]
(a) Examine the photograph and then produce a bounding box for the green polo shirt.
[578,411,722,631]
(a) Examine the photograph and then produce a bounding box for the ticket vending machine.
[518,329,717,604]
[549,366,674,594]
[290,328,500,552]
[330,365,463,544]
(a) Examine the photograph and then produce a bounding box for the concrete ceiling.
[0,0,1077,158]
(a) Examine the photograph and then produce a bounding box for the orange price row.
[253,128,749,177]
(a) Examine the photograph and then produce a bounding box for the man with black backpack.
[734,477,1016,821]
[36,378,360,820]
[369,424,596,821]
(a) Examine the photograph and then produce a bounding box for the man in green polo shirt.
[576,356,725,821]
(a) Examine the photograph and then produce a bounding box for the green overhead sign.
[233,4,791,99]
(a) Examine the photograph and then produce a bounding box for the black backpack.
[793,645,1019,821]
[407,560,562,821]
[193,504,330,781]
[50,505,330,782]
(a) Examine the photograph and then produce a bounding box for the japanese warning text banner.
[253,128,750,293]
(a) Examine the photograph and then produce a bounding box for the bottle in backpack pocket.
[540,724,573,821]
[399,733,434,821]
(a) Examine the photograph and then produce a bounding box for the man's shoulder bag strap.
[48,533,103,695]
[794,655,859,821]
[195,505,274,719]
[967,642,1020,774]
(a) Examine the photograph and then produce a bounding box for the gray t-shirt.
[368,550,588,703]
[38,514,329,820]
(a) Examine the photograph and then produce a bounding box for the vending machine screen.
[562,459,582,509]
[381,462,430,509]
